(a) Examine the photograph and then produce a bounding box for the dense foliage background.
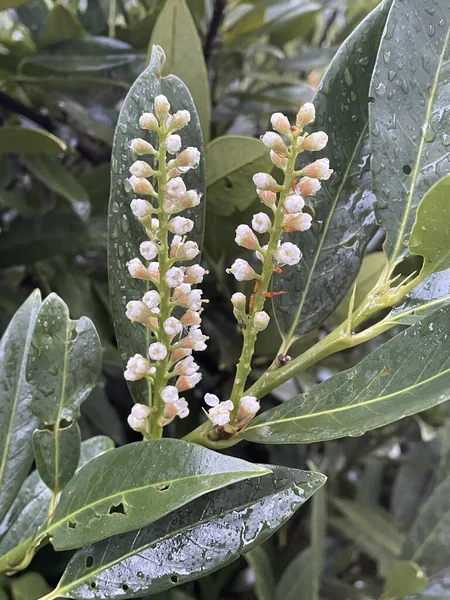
[0,0,449,598]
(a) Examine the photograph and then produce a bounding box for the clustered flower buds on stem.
[204,103,332,437]
[124,94,208,438]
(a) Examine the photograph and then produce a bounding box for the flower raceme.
[124,94,208,433]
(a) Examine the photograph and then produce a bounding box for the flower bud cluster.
[204,393,260,428]
[124,94,208,431]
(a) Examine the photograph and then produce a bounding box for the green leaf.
[402,472,450,575]
[26,293,102,492]
[23,37,141,72]
[370,0,450,268]
[272,0,392,347]
[311,482,326,600]
[108,45,205,407]
[206,136,272,217]
[276,547,314,600]
[240,305,450,444]
[21,156,91,221]
[0,0,33,9]
[0,436,114,560]
[388,269,450,326]
[48,466,325,598]
[381,561,428,600]
[37,4,85,47]
[244,546,276,600]
[49,439,271,551]
[409,175,450,275]
[9,572,51,600]
[149,0,211,142]
[321,578,375,600]
[0,290,41,524]
[0,127,67,156]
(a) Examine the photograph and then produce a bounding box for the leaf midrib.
[389,20,450,264]
[244,364,450,433]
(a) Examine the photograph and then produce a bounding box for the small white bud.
[130,198,153,218]
[296,103,315,128]
[130,138,156,155]
[257,189,277,207]
[270,150,288,170]
[127,258,151,280]
[302,131,329,152]
[154,94,170,121]
[148,342,168,361]
[181,309,201,327]
[170,237,199,261]
[252,172,278,191]
[251,212,271,234]
[261,131,286,154]
[231,292,246,311]
[235,224,259,250]
[166,177,186,198]
[127,414,146,432]
[166,134,182,154]
[270,112,291,134]
[170,109,191,131]
[139,112,159,130]
[146,262,160,281]
[176,372,202,392]
[175,398,189,418]
[128,176,155,196]
[168,216,194,235]
[296,176,321,197]
[204,393,220,407]
[227,258,257,282]
[301,158,333,180]
[165,266,185,288]
[142,289,160,309]
[254,311,270,331]
[140,241,158,261]
[184,264,207,284]
[129,160,154,177]
[124,354,151,381]
[236,395,260,426]
[283,212,312,232]
[283,194,305,213]
[174,356,199,376]
[176,146,200,168]
[163,316,183,336]
[274,242,302,266]
[131,403,151,419]
[161,385,179,404]
[208,399,234,427]
[125,300,151,323]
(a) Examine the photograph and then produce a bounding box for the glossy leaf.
[370,0,450,266]
[22,156,91,221]
[402,472,450,575]
[206,136,272,217]
[149,0,211,142]
[49,439,271,550]
[108,45,205,406]
[0,437,114,560]
[409,175,450,275]
[23,37,141,72]
[0,290,41,524]
[26,293,102,492]
[245,546,276,600]
[240,305,450,444]
[388,269,450,326]
[9,572,51,600]
[0,128,67,156]
[272,0,391,346]
[381,561,428,600]
[49,466,325,598]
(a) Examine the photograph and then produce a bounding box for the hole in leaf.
[390,254,423,282]
[70,326,79,342]
[59,419,72,429]
[402,164,412,175]
[85,556,94,568]
[342,235,358,249]
[90,582,96,589]
[68,521,77,529]
[108,502,126,515]
[368,96,375,104]
[224,176,233,190]
[121,584,129,591]
[155,483,170,492]
[170,575,179,584]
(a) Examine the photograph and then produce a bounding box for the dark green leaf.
[22,156,91,221]
[402,472,450,575]
[49,439,271,550]
[381,561,428,600]
[23,37,141,72]
[37,4,85,47]
[311,482,326,600]
[276,547,314,600]
[0,0,33,8]
[0,128,67,156]
[272,0,392,346]
[370,0,450,267]
[108,45,205,406]
[26,293,102,492]
[149,0,211,141]
[0,437,114,559]
[49,466,325,598]
[9,572,51,600]
[0,291,41,523]
[240,305,450,444]
[244,546,275,600]
[409,175,450,275]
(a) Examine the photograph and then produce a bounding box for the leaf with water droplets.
[370,0,450,267]
[47,465,325,598]
[240,305,450,444]
[49,439,270,551]
[107,45,205,407]
[0,290,41,524]
[271,0,392,348]
[26,293,102,492]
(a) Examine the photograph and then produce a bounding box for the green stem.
[108,0,116,38]
[229,146,298,419]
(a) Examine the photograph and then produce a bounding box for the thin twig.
[203,0,227,64]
